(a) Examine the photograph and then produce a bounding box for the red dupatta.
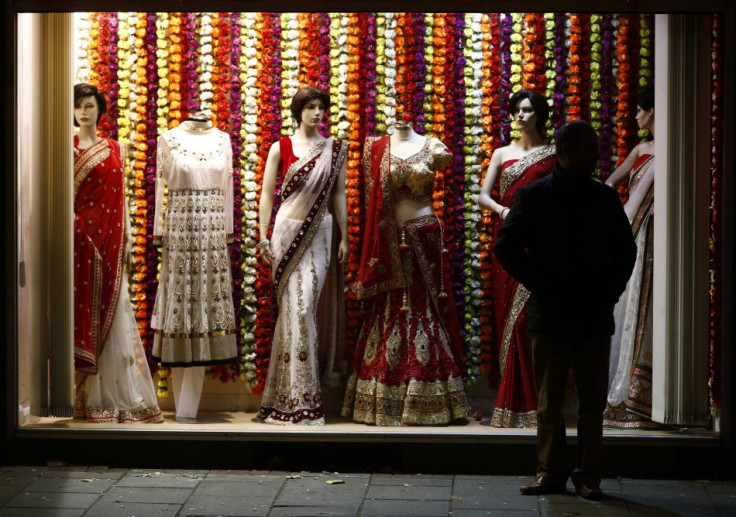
[353,136,405,300]
[73,136,126,375]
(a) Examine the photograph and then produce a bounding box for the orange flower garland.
[166,13,185,127]
[567,14,584,121]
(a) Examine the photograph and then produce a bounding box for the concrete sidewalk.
[0,465,733,516]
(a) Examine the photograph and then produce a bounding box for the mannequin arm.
[258,141,280,263]
[605,143,641,188]
[333,153,349,264]
[478,147,508,218]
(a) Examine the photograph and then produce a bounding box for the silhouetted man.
[494,120,636,500]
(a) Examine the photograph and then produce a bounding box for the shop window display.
[14,11,725,432]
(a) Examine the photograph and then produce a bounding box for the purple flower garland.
[228,13,245,382]
[412,13,427,132]
[363,12,378,137]
[143,12,160,368]
[551,13,568,134]
[499,14,513,146]
[598,14,616,178]
[182,12,200,118]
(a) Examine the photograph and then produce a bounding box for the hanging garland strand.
[708,13,724,414]
[252,12,283,394]
[598,13,616,179]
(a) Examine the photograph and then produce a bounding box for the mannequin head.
[291,86,330,127]
[508,89,549,135]
[635,85,654,133]
[73,83,107,128]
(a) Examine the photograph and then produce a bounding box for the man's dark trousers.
[531,333,611,486]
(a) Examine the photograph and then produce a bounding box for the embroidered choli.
[390,137,452,202]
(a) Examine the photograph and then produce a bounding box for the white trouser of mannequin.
[171,366,205,420]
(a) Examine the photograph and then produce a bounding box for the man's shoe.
[574,482,603,500]
[520,475,567,495]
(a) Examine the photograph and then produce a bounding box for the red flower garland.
[521,13,546,95]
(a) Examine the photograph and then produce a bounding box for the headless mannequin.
[390,122,434,227]
[170,109,213,424]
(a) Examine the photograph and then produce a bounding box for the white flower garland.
[74,13,91,83]
[240,12,259,388]
[280,13,300,134]
[462,12,484,383]
[379,12,397,132]
[156,13,170,133]
[329,13,350,140]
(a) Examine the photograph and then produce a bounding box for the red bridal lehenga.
[604,154,660,429]
[256,137,348,425]
[342,135,471,426]
[489,146,556,428]
[73,136,163,423]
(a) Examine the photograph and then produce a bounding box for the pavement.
[0,465,734,516]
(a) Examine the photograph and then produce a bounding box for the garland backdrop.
[73,12,722,413]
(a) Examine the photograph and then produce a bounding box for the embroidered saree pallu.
[256,138,347,425]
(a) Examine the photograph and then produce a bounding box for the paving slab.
[0,509,84,517]
[3,491,100,509]
[83,501,181,517]
[22,476,116,493]
[40,470,125,480]
[452,493,540,511]
[365,484,452,500]
[178,495,273,516]
[0,473,40,498]
[369,475,452,487]
[275,489,365,508]
[269,506,359,516]
[451,510,539,516]
[115,471,204,488]
[359,498,450,516]
[453,476,524,496]
[193,478,284,497]
[98,486,193,504]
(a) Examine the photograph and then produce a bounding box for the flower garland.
[522,12,546,95]
[165,13,184,126]
[477,13,501,382]
[75,13,91,83]
[411,13,427,132]
[116,13,135,151]
[87,13,115,137]
[155,13,170,132]
[567,14,584,121]
[297,13,316,87]
[394,13,415,125]
[598,14,616,179]
[708,13,724,414]
[462,12,484,383]
[344,12,366,357]
[499,14,514,146]
[589,15,603,140]
[363,13,378,138]
[198,14,214,117]
[239,12,260,389]
[182,13,200,118]
[253,12,282,393]
[614,14,639,166]
[638,15,653,140]
[143,12,161,370]
[329,14,349,141]
[549,13,568,135]
[280,13,299,133]
[383,13,398,130]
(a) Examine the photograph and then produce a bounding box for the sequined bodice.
[390,137,451,202]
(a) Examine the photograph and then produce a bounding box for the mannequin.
[342,121,471,426]
[603,85,658,429]
[151,109,238,423]
[72,83,163,423]
[254,86,348,425]
[478,89,556,428]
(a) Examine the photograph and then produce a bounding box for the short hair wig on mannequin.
[508,89,550,135]
[74,83,107,127]
[290,86,330,126]
[636,85,654,111]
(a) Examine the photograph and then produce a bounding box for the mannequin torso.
[390,125,434,226]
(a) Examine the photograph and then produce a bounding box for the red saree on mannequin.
[490,146,556,428]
